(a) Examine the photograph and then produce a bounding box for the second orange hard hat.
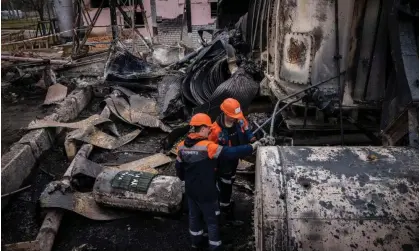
[220,98,244,119]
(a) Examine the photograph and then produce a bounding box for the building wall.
[155,14,215,47]
[86,0,216,48]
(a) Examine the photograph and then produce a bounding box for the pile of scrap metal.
[104,42,166,82]
[159,29,264,121]
[39,150,182,220]
[1,60,71,105]
[29,85,173,158]
[26,98,184,221]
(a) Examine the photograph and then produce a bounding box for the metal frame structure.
[71,0,153,58]
[71,0,106,57]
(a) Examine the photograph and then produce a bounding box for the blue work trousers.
[216,159,239,210]
[188,197,222,251]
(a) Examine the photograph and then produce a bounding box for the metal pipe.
[253,121,267,136]
[109,0,118,40]
[0,56,70,65]
[150,0,158,35]
[138,0,152,38]
[254,72,345,135]
[362,0,383,100]
[269,96,304,136]
[185,0,192,33]
[334,0,344,146]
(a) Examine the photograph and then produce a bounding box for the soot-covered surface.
[2,98,255,251]
[1,92,55,154]
[255,146,419,251]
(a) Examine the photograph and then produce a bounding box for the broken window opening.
[210,2,217,18]
[90,0,110,8]
[124,11,145,28]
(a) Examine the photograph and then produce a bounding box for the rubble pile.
[2,23,264,251]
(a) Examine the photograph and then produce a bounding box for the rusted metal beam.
[0,56,69,65]
[138,0,152,38]
[109,0,118,40]
[73,0,105,56]
[117,5,152,50]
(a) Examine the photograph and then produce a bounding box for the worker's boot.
[191,234,208,250]
[225,201,235,222]
[191,245,206,251]
[225,201,244,226]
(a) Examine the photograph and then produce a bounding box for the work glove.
[259,136,276,146]
[251,141,262,150]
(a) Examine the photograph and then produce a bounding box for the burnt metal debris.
[2,0,419,250]
[43,83,68,105]
[104,87,172,132]
[27,114,112,130]
[104,42,166,81]
[157,73,186,120]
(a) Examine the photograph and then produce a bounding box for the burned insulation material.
[104,43,165,81]
[181,38,232,106]
[230,27,250,55]
[157,73,186,120]
[193,67,260,119]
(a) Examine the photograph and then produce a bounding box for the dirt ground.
[1,98,256,251]
[1,90,55,154]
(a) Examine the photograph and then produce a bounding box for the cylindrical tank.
[255,146,419,251]
[93,169,183,214]
[54,0,74,41]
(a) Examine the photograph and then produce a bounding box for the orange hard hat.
[189,113,212,127]
[220,98,244,119]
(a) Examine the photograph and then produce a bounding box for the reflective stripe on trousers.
[217,173,236,208]
[188,197,222,251]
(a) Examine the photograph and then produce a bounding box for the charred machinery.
[236,0,419,147]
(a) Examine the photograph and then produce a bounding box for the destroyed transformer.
[240,0,419,147]
[231,0,419,250]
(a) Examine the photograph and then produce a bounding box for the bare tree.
[10,0,48,20]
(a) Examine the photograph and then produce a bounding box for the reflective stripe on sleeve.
[213,145,223,158]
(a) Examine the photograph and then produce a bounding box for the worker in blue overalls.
[176,113,262,250]
[208,98,256,221]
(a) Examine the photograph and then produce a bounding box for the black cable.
[253,72,345,135]
[362,0,383,100]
